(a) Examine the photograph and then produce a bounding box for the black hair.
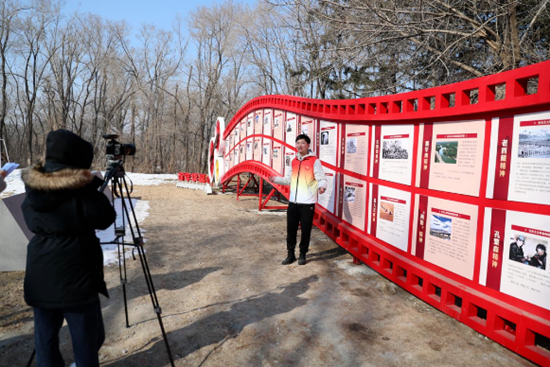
[536,244,546,253]
[296,134,311,144]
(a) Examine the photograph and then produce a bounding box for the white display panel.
[247,113,254,137]
[285,112,297,146]
[283,148,296,177]
[240,118,246,142]
[319,120,338,167]
[371,124,414,185]
[344,124,369,175]
[418,120,486,196]
[342,175,367,231]
[481,209,550,311]
[262,139,272,167]
[253,137,262,162]
[273,110,284,143]
[239,142,245,163]
[370,184,411,252]
[414,196,479,280]
[254,110,263,136]
[300,116,317,153]
[263,109,273,137]
[246,138,253,161]
[272,143,283,175]
[317,167,337,214]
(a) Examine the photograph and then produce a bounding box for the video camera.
[102,134,136,160]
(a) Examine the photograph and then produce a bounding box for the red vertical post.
[237,175,240,201]
[259,177,263,212]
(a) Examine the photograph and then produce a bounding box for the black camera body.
[103,134,136,160]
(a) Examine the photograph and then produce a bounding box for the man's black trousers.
[286,202,315,254]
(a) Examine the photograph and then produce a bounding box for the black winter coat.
[21,165,116,309]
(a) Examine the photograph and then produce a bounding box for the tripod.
[99,158,175,366]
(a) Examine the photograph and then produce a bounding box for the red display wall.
[217,61,550,365]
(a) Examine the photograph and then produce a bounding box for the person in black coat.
[21,129,116,367]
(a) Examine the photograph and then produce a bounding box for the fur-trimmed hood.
[22,164,99,212]
[22,164,94,191]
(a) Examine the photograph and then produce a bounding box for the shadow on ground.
[307,246,348,262]
[105,275,319,366]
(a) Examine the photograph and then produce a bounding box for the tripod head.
[100,159,125,193]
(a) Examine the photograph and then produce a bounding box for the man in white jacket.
[270,134,327,265]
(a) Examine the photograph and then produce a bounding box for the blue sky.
[63,0,257,32]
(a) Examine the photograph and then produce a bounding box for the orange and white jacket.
[273,151,327,204]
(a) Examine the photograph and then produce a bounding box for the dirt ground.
[0,183,536,367]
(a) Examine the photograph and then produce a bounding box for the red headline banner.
[436,133,478,139]
[348,132,366,137]
[321,126,336,131]
[380,196,407,205]
[520,119,550,126]
[511,225,550,238]
[432,208,471,220]
[345,182,364,188]
[383,134,409,139]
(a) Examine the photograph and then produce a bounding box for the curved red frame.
[219,61,550,365]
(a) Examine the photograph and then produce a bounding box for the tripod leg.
[119,243,129,328]
[135,244,175,367]
[26,348,35,367]
[118,177,175,367]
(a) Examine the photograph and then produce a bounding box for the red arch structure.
[214,61,550,365]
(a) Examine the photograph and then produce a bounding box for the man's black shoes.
[298,253,306,265]
[282,253,296,265]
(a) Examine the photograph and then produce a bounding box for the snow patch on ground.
[0,169,177,198]
[246,209,286,216]
[333,259,379,276]
[1,169,170,266]
[97,198,150,266]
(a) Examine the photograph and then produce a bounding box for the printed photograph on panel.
[264,116,269,124]
[382,140,408,159]
[285,155,291,167]
[254,141,258,149]
[347,137,357,154]
[274,117,280,127]
[434,141,458,164]
[287,120,293,133]
[509,234,547,270]
[273,149,279,159]
[379,201,394,222]
[517,128,550,158]
[263,147,268,155]
[255,114,259,124]
[429,214,452,241]
[344,186,356,202]
[302,125,309,136]
[321,131,330,145]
